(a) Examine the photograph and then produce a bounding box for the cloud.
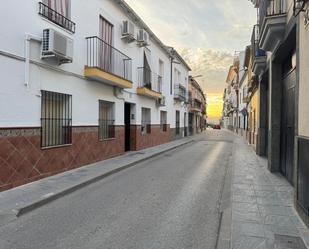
[124,0,256,121]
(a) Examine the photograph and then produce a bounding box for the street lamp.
[294,0,308,17]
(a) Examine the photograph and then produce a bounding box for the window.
[158,60,164,93]
[141,108,151,134]
[160,111,167,132]
[99,101,115,140]
[41,91,72,148]
[39,0,75,33]
[176,110,180,135]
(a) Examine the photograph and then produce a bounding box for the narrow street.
[0,130,233,249]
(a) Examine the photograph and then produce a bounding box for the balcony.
[84,36,133,89]
[136,67,162,99]
[191,99,202,113]
[174,84,187,102]
[259,0,287,53]
[251,25,267,76]
[38,2,76,33]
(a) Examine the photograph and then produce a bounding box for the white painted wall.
[0,0,190,128]
[298,7,309,137]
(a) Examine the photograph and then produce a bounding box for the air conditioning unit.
[41,29,73,64]
[122,20,135,42]
[137,29,149,46]
[157,96,166,107]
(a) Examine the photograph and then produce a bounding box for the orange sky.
[206,93,223,123]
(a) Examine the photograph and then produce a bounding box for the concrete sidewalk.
[0,136,194,226]
[227,135,309,249]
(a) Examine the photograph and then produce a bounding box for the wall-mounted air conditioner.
[137,29,149,47]
[41,29,73,64]
[157,96,166,107]
[122,20,135,42]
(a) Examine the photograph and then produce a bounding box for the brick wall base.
[0,126,125,192]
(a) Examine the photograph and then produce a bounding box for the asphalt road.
[0,130,234,249]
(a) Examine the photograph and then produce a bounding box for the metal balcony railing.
[251,24,266,59]
[86,36,132,81]
[38,2,76,33]
[137,67,162,93]
[174,84,187,102]
[259,0,287,27]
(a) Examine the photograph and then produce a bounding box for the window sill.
[99,138,116,142]
[41,143,72,150]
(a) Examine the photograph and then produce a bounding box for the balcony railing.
[251,25,266,59]
[86,36,132,82]
[174,84,187,102]
[137,67,162,93]
[259,0,287,27]
[39,2,76,33]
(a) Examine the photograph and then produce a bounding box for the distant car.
[213,124,221,130]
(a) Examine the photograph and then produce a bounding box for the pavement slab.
[229,133,309,249]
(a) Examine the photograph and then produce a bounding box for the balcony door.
[143,50,152,89]
[99,16,113,73]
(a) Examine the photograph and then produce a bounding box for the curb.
[15,140,194,217]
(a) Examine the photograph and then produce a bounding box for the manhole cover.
[274,235,307,249]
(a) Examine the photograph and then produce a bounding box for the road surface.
[0,130,234,249]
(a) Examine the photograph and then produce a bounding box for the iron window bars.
[160,111,167,132]
[86,36,132,81]
[176,111,180,135]
[38,2,76,33]
[138,67,162,93]
[174,84,187,102]
[99,101,115,140]
[41,90,72,148]
[141,108,151,134]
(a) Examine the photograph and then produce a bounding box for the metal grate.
[38,2,76,33]
[99,101,115,140]
[41,91,72,148]
[160,111,167,132]
[141,108,151,134]
[86,36,132,81]
[176,111,180,135]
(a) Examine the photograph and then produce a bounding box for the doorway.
[124,103,131,152]
[280,69,296,185]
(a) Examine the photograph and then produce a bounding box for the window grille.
[41,90,72,148]
[176,111,180,135]
[99,101,115,140]
[160,111,167,132]
[141,108,151,134]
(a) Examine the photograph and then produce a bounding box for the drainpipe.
[24,34,42,87]
[267,51,273,130]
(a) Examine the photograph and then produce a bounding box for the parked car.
[213,124,221,130]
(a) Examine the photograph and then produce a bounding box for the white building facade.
[0,0,191,191]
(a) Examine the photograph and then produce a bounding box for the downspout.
[267,51,273,130]
[25,34,42,87]
[170,57,173,95]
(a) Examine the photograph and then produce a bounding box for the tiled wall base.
[0,126,125,192]
[130,125,171,151]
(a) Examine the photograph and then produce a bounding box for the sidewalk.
[229,135,309,249]
[0,136,193,226]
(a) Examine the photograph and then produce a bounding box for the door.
[124,103,131,151]
[184,113,187,137]
[99,16,113,72]
[280,69,296,185]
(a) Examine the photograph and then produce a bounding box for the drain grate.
[274,235,307,249]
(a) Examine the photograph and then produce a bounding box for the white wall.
[298,7,309,137]
[0,0,189,128]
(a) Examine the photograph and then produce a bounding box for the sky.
[125,0,256,123]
